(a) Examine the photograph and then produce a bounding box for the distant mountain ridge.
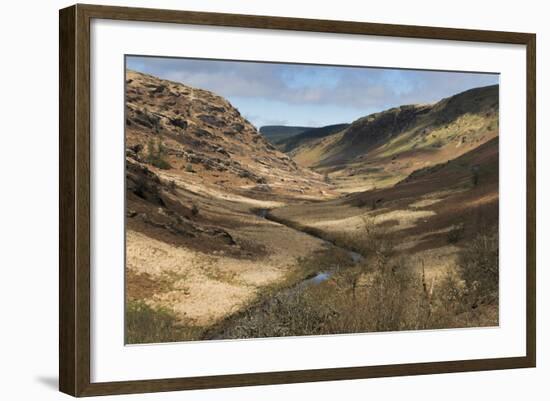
[277,123,350,153]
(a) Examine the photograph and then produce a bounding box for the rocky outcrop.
[125,70,323,192]
[126,158,238,246]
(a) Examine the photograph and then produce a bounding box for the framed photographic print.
[59,4,536,397]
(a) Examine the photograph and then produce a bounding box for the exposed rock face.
[126,160,164,206]
[126,156,239,251]
[342,104,431,152]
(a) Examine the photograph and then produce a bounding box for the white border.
[90,19,526,383]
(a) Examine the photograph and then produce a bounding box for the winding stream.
[203,207,365,339]
[255,208,363,285]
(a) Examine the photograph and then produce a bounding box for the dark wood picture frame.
[59,3,536,397]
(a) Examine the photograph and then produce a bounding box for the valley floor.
[126,139,499,343]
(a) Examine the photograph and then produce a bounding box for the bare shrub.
[363,257,421,331]
[209,220,498,340]
[329,215,395,259]
[458,228,499,307]
[358,216,396,259]
[336,265,363,300]
[434,270,466,313]
[423,269,467,329]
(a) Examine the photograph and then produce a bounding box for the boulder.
[169,117,188,129]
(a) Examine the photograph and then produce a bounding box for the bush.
[458,228,499,306]
[447,224,465,244]
[359,257,421,332]
[355,216,395,259]
[185,163,194,173]
[213,221,436,339]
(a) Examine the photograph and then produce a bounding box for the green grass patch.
[126,300,202,344]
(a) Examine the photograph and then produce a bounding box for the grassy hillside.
[289,85,499,193]
[264,138,499,336]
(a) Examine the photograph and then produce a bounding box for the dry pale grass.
[372,209,436,231]
[409,198,442,208]
[127,230,255,325]
[126,206,329,327]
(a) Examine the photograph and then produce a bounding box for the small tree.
[339,265,361,301]
[146,138,155,161]
[157,140,166,155]
[146,139,171,170]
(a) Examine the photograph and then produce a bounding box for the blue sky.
[126,56,499,128]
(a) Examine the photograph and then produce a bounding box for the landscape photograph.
[124,56,499,344]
